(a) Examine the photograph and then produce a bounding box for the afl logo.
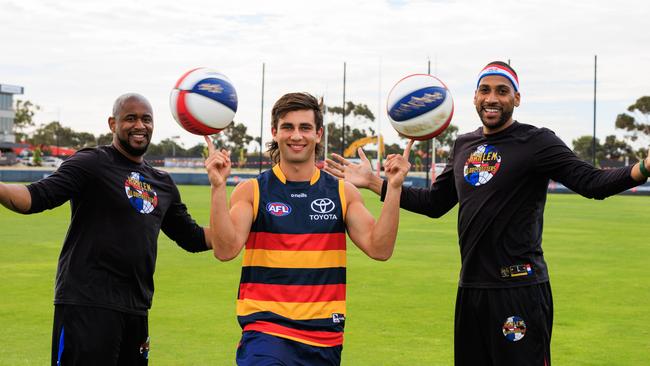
[311,198,335,214]
[267,202,292,216]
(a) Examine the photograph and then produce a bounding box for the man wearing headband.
[474,61,520,132]
[325,61,650,365]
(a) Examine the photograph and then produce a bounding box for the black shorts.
[454,282,553,366]
[52,304,149,366]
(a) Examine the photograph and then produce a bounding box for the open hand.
[324,148,374,189]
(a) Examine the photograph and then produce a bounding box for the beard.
[117,135,149,157]
[478,106,513,131]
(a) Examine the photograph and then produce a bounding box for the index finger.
[330,153,348,165]
[204,135,216,155]
[403,139,415,159]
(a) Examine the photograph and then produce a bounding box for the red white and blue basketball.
[386,74,454,140]
[170,67,238,135]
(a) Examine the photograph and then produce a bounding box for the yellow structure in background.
[343,135,384,158]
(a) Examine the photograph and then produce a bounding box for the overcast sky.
[2,0,649,152]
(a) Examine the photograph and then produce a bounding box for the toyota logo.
[310,198,335,214]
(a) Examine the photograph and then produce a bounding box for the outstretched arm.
[0,183,31,213]
[203,136,254,261]
[345,141,413,261]
[326,144,458,218]
[536,132,647,199]
[631,155,650,182]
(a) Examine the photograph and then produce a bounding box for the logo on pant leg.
[332,313,345,324]
[502,316,526,342]
[140,336,150,360]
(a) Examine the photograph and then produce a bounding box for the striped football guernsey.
[237,165,347,347]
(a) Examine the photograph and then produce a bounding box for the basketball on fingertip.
[170,67,238,135]
[386,74,454,140]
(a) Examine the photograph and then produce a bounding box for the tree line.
[572,96,650,166]
[13,96,650,167]
[11,99,459,165]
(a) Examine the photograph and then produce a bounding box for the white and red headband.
[477,64,519,92]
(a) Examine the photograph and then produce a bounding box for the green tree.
[615,96,650,142]
[73,132,98,149]
[146,138,185,157]
[413,154,423,171]
[209,122,254,162]
[13,99,40,131]
[572,135,603,164]
[30,121,62,146]
[29,121,111,150]
[573,135,638,166]
[327,101,376,121]
[384,143,403,155]
[324,101,376,158]
[434,124,459,160]
[601,135,634,160]
[32,147,42,166]
[411,124,459,162]
[186,143,207,157]
[226,122,255,148]
[96,133,113,146]
[30,121,95,149]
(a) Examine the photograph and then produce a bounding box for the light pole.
[54,130,59,157]
[170,135,180,157]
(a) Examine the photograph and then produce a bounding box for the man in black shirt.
[325,62,650,365]
[0,93,213,366]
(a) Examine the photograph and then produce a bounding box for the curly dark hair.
[266,92,324,164]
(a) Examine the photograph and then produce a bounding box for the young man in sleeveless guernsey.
[204,92,412,365]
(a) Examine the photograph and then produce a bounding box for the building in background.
[0,83,24,143]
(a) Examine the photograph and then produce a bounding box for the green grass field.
[1,186,649,365]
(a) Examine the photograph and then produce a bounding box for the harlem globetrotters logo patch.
[464,144,501,186]
[502,316,527,342]
[125,172,158,214]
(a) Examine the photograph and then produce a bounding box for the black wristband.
[380,179,388,202]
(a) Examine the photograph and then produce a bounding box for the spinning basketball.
[170,67,238,135]
[386,74,454,140]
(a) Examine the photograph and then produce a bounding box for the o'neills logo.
[124,172,158,214]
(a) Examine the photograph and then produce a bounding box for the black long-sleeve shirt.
[27,145,207,314]
[384,122,642,288]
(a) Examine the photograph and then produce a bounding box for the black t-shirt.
[387,122,642,288]
[27,145,207,315]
